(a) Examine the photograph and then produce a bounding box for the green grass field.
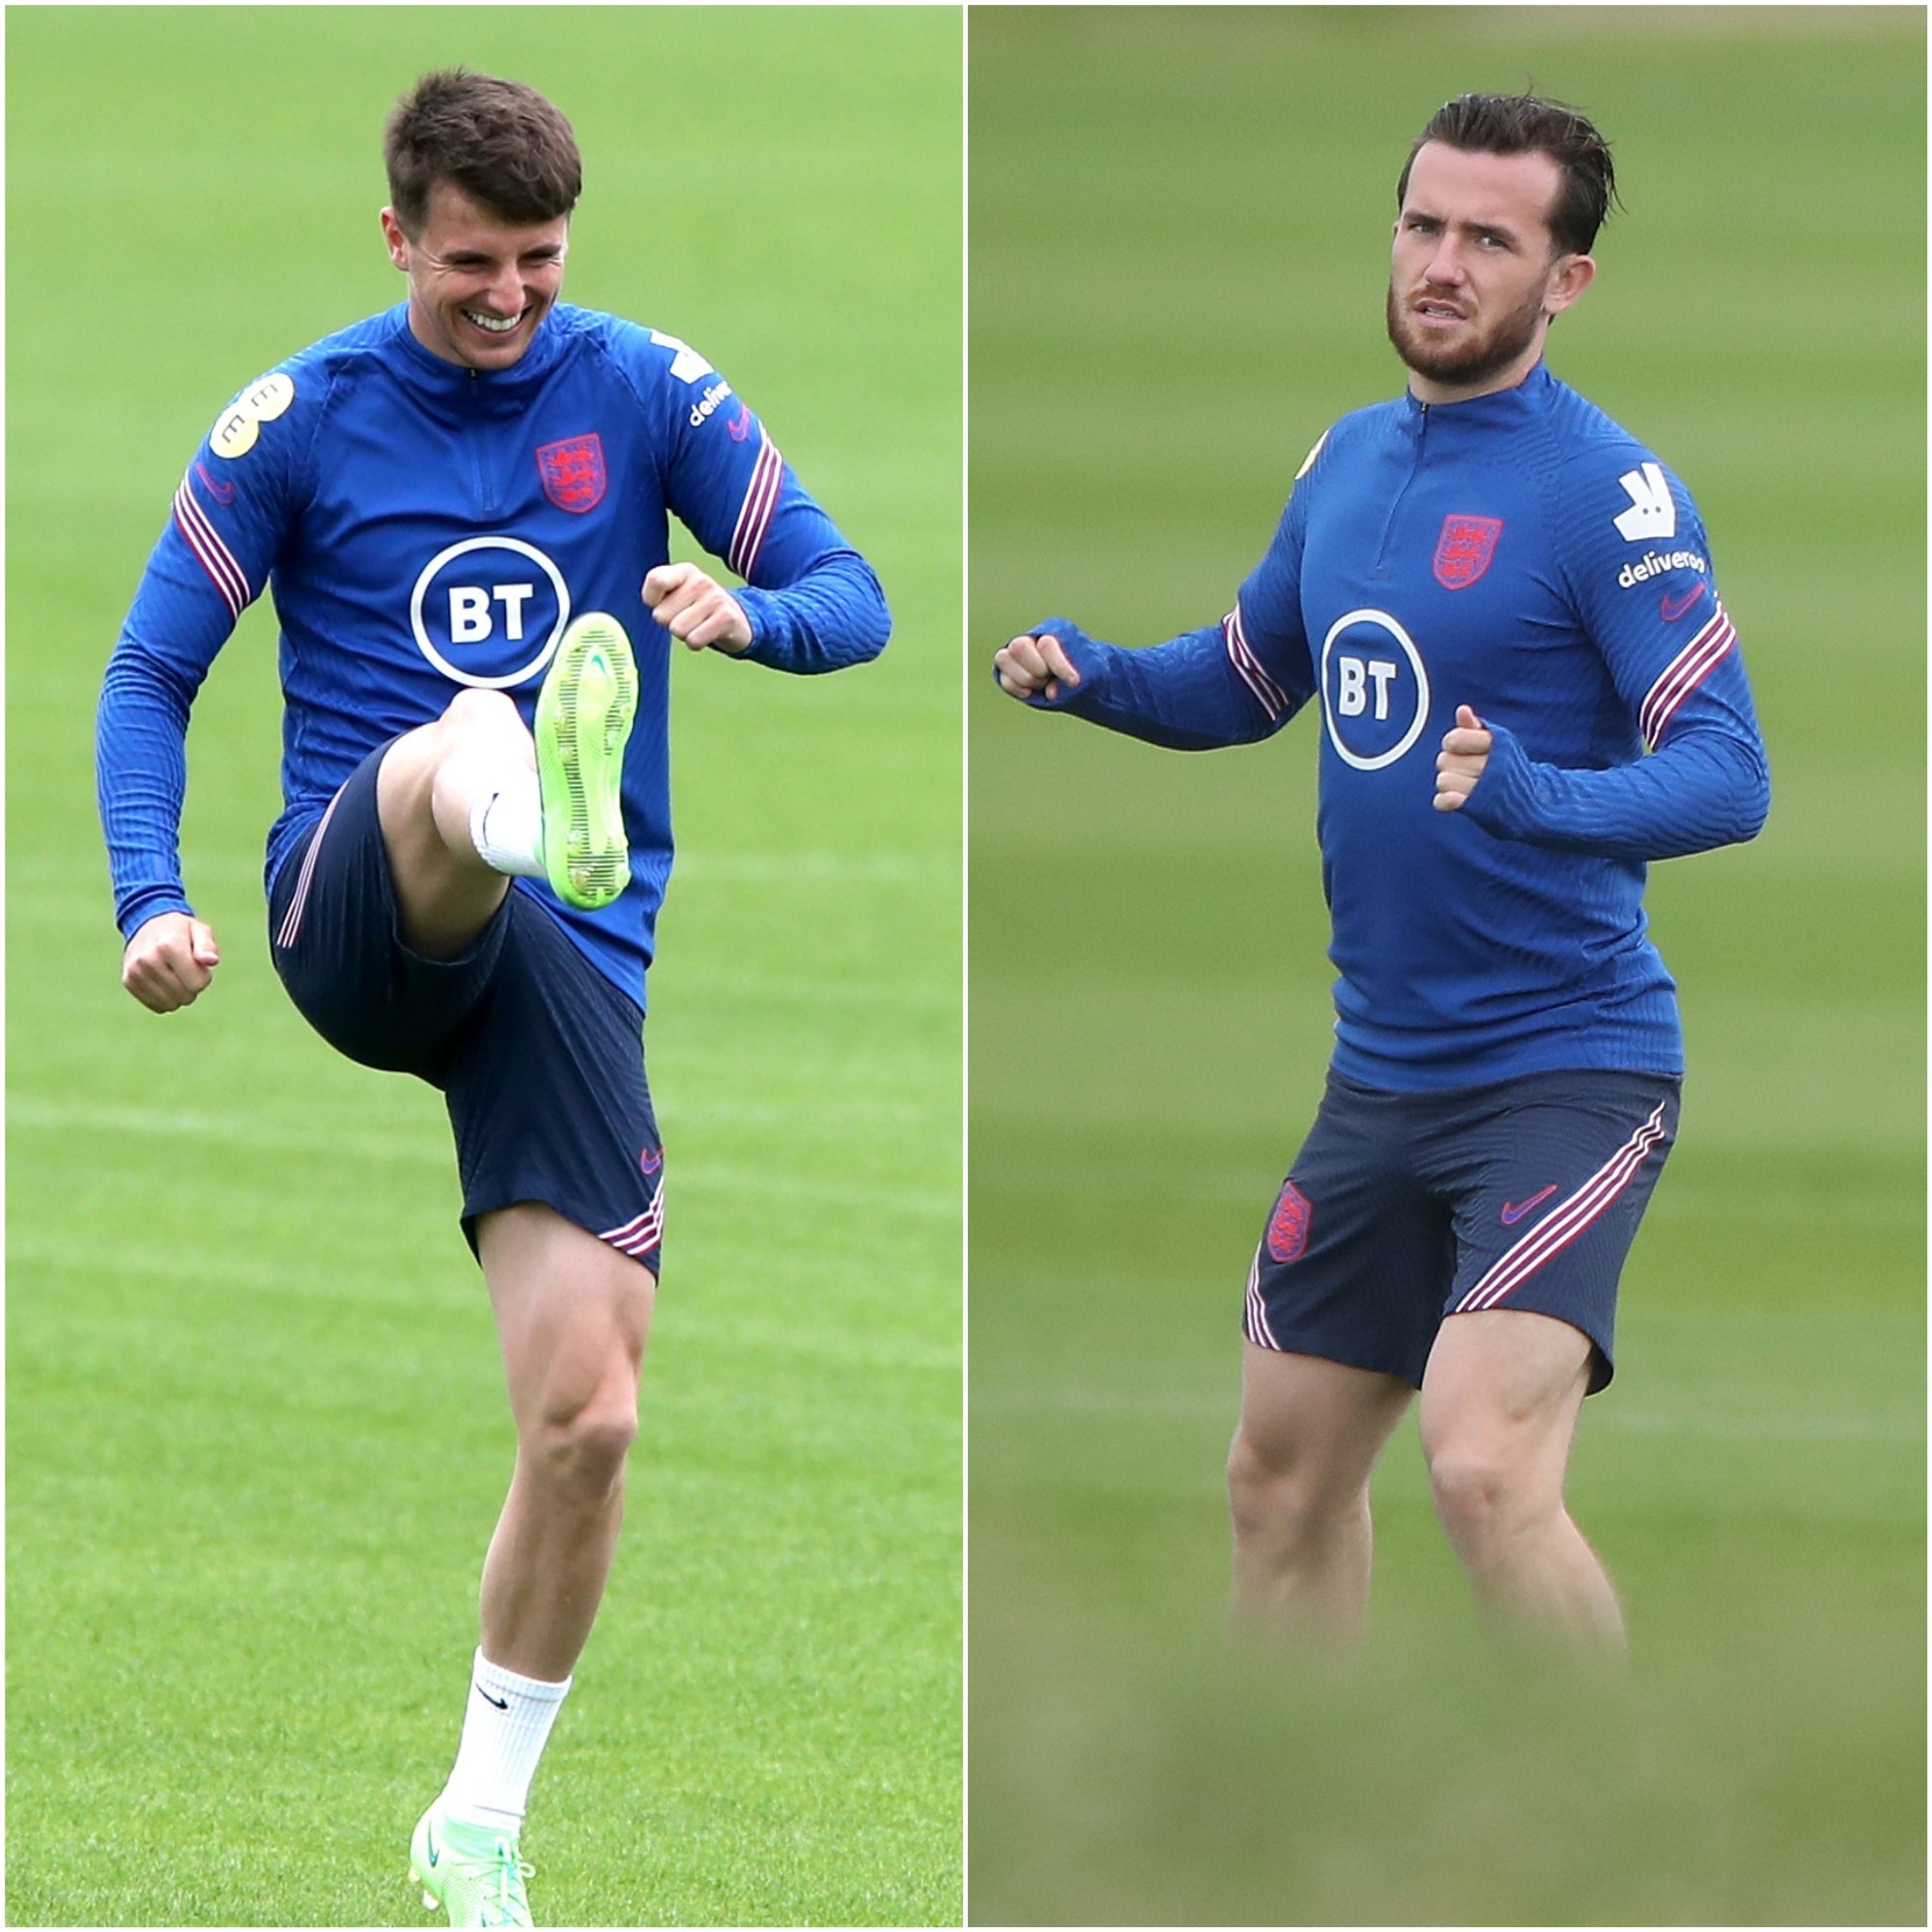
[969,9,1923,1924]
[8,8,960,1925]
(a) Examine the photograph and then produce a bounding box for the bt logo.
[410,538,572,688]
[1334,655,1400,721]
[1320,609,1431,772]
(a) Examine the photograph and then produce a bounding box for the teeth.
[465,310,520,333]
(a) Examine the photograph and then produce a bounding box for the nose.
[487,260,524,315]
[1422,238,1463,285]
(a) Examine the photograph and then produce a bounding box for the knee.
[440,686,522,737]
[529,1385,639,1501]
[1225,1427,1279,1530]
[1226,1427,1354,1551]
[384,688,526,827]
[1426,1443,1531,1552]
[427,688,522,783]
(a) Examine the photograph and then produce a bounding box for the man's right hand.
[122,912,221,1012]
[994,632,1082,703]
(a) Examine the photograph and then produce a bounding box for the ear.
[379,206,411,272]
[1543,251,1596,319]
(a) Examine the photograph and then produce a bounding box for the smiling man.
[994,95,1768,1654]
[98,69,887,1927]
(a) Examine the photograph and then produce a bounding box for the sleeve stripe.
[1222,601,1291,720]
[172,471,251,620]
[725,433,784,580]
[1640,603,1735,749]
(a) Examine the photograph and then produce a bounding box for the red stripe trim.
[1222,603,1290,720]
[1640,606,1734,747]
[173,474,249,618]
[274,783,348,949]
[1243,1246,1281,1350]
[1454,1103,1668,1314]
[727,435,783,578]
[599,1194,665,1256]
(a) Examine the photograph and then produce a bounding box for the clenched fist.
[122,911,221,1012]
[994,632,1081,702]
[642,562,752,655]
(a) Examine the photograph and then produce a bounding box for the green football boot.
[534,611,638,911]
[410,1803,535,1929]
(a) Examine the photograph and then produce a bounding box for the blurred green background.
[969,7,1922,1925]
[9,8,960,1925]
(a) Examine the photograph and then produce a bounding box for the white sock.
[465,766,545,878]
[438,1650,572,1833]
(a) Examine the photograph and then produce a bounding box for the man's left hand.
[642,562,752,655]
[1434,703,1492,811]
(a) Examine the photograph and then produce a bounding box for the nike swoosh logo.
[195,460,237,505]
[1500,1184,1558,1225]
[475,1686,510,1710]
[427,1831,440,1869]
[1659,585,1703,622]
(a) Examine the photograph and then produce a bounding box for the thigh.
[1434,1071,1680,1393]
[1244,1075,1454,1389]
[1417,1307,1591,1502]
[269,742,507,1079]
[444,893,667,1273]
[479,1202,656,1432]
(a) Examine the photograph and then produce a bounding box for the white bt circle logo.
[1320,608,1432,772]
[410,538,572,689]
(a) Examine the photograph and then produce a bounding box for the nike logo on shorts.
[1500,1184,1558,1225]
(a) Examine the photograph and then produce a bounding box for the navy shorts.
[267,743,664,1272]
[1242,1068,1679,1393]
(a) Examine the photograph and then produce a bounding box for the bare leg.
[1419,1308,1625,1654]
[375,687,536,960]
[475,1202,656,1681]
[1227,1343,1414,1649]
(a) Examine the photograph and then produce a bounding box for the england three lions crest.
[537,434,608,514]
[1434,513,1503,591]
[1266,1180,1311,1264]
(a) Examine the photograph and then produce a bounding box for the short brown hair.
[384,68,582,236]
[1397,93,1619,256]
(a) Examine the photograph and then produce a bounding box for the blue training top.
[1018,361,1769,1090]
[98,300,891,1009]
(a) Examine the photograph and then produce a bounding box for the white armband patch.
[211,370,295,460]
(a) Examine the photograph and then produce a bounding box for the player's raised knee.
[439,685,523,737]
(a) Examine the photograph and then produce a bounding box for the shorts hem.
[1243,1326,1426,1392]
[459,1190,662,1277]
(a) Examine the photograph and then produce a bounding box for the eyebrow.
[1404,209,1523,247]
[439,243,564,266]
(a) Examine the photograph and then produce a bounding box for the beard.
[1384,278,1548,390]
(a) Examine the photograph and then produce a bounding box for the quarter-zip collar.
[384,300,566,418]
[1402,358,1553,437]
